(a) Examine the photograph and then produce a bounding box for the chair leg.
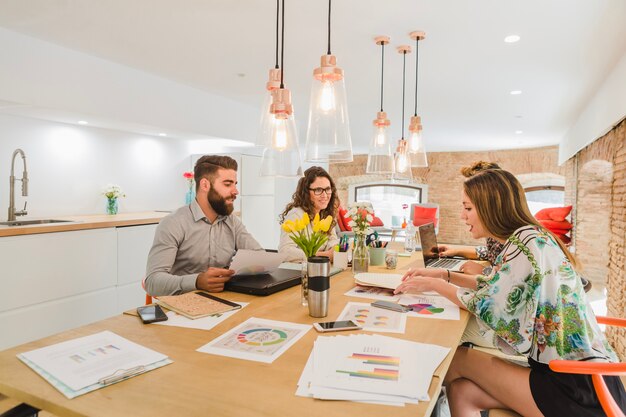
[145,294,153,305]
[0,403,39,417]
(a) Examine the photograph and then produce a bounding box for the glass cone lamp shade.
[256,68,282,147]
[393,139,413,181]
[305,54,353,162]
[366,111,394,174]
[408,116,428,167]
[259,87,303,177]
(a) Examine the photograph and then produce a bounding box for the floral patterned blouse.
[475,237,505,265]
[458,225,618,364]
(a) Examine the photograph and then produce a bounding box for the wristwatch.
[482,266,493,276]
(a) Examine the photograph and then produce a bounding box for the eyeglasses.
[309,187,333,196]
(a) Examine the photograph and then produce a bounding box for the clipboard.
[156,291,242,319]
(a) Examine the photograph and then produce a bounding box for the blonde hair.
[463,169,577,268]
[460,161,501,178]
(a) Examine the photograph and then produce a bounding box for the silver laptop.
[418,223,467,271]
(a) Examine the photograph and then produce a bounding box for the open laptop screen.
[418,223,440,263]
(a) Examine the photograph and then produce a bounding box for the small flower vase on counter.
[300,254,309,306]
[352,234,369,275]
[185,188,195,205]
[106,197,118,215]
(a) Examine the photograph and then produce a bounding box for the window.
[349,182,427,227]
[524,186,565,215]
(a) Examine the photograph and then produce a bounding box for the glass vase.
[300,254,309,306]
[106,197,118,215]
[185,188,195,205]
[352,234,369,275]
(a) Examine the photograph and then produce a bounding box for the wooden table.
[0,249,469,417]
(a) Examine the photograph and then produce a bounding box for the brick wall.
[574,119,626,359]
[330,146,569,245]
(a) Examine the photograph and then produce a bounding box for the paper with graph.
[336,302,407,334]
[398,294,460,321]
[296,334,450,405]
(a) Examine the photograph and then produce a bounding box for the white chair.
[409,202,440,234]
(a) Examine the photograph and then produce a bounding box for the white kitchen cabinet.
[116,224,158,312]
[0,223,159,350]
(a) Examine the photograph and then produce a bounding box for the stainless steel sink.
[0,219,74,226]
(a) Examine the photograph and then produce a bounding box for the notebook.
[225,268,302,296]
[155,291,242,319]
[418,223,467,271]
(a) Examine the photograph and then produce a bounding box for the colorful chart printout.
[196,317,311,363]
[337,302,407,333]
[398,294,460,321]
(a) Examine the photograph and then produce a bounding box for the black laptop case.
[225,268,302,296]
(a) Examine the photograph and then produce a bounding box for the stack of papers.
[18,331,172,399]
[354,273,403,290]
[296,334,450,406]
[156,291,241,319]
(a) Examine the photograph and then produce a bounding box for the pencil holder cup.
[333,251,349,270]
[369,247,386,266]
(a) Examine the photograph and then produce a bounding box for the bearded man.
[145,155,263,296]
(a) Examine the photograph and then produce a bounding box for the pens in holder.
[99,365,146,385]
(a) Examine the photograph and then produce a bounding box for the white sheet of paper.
[153,303,248,330]
[197,317,311,363]
[336,302,407,334]
[230,249,286,275]
[19,331,168,391]
[398,294,460,321]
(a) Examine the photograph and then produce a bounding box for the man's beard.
[208,187,234,216]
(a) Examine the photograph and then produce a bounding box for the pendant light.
[260,0,303,177]
[393,45,413,182]
[256,0,282,148]
[304,0,353,163]
[408,31,428,167]
[366,36,394,175]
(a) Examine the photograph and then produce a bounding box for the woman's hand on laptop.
[196,267,235,292]
[437,245,457,257]
[459,261,483,275]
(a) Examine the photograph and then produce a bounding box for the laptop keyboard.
[429,258,461,269]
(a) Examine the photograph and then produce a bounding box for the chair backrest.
[410,203,440,234]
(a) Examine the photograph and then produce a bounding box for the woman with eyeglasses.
[278,166,340,262]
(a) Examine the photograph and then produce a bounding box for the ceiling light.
[158,133,167,137]
[393,45,413,182]
[510,90,522,95]
[504,35,520,43]
[77,121,88,125]
[515,130,523,134]
[259,0,303,177]
[366,36,394,175]
[408,30,427,168]
[305,0,353,163]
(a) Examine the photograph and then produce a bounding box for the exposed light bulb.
[272,118,288,151]
[375,127,387,145]
[408,130,422,152]
[319,81,336,112]
[397,154,408,172]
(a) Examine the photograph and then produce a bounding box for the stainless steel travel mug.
[307,256,330,318]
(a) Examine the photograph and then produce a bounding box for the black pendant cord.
[401,51,406,140]
[414,38,419,116]
[327,0,332,55]
[380,43,385,112]
[274,0,280,69]
[280,0,285,88]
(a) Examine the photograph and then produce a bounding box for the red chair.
[549,315,626,417]
[141,277,152,305]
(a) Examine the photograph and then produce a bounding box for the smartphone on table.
[137,305,168,324]
[313,320,361,333]
[371,300,412,313]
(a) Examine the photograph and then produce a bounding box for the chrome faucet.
[8,148,28,221]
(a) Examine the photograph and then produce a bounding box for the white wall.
[559,51,626,164]
[0,114,192,218]
[0,26,258,143]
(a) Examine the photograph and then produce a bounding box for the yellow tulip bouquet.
[281,212,334,258]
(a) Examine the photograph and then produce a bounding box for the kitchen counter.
[0,211,169,237]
